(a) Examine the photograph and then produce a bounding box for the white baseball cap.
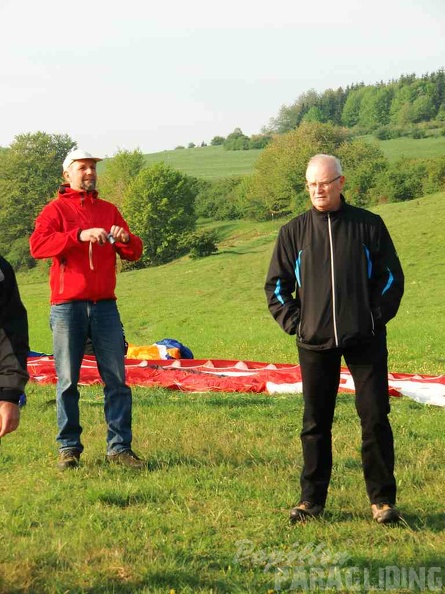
[63,149,103,172]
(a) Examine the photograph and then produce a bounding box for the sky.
[1,0,444,157]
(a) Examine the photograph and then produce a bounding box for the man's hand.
[79,228,109,245]
[0,401,20,437]
[109,226,130,244]
[79,227,129,244]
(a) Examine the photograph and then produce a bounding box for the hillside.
[143,145,262,179]
[98,135,445,181]
[20,193,445,375]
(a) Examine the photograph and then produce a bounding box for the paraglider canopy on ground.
[27,347,445,407]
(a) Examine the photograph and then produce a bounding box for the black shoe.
[106,449,146,469]
[58,448,81,470]
[371,502,401,524]
[290,501,324,523]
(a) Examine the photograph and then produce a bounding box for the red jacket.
[30,186,143,304]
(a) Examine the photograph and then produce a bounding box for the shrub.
[373,159,426,203]
[187,230,218,259]
[195,177,244,220]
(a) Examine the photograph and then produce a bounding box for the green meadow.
[143,146,261,180]
[372,135,445,162]
[98,135,445,181]
[1,194,444,593]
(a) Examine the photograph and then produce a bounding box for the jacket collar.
[311,194,346,219]
[58,184,98,201]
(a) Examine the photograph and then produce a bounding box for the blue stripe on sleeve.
[274,279,285,305]
[295,250,303,287]
[382,267,394,295]
[363,244,372,279]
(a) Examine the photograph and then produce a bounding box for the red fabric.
[29,186,142,303]
[27,356,445,402]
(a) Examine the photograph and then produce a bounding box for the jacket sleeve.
[0,258,29,403]
[370,217,404,326]
[29,203,80,259]
[112,207,143,262]
[264,226,301,335]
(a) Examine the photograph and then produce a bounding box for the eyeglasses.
[305,176,341,191]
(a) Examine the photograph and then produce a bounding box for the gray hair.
[307,154,342,175]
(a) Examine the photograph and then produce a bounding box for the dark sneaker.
[290,501,324,523]
[371,502,401,524]
[58,448,81,470]
[106,449,146,469]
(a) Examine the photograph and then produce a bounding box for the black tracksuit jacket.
[0,256,29,403]
[265,197,404,351]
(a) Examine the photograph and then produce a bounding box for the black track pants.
[297,331,396,507]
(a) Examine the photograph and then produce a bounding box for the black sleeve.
[264,226,301,335]
[370,218,405,326]
[0,257,29,403]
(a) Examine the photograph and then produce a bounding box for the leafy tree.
[195,177,243,220]
[123,163,198,267]
[0,131,75,264]
[302,106,326,124]
[266,90,320,133]
[341,87,366,127]
[337,139,388,206]
[422,156,445,195]
[358,86,393,129]
[248,134,272,149]
[210,136,225,146]
[319,87,346,125]
[223,128,250,151]
[99,148,144,209]
[264,103,303,134]
[245,122,349,220]
[411,81,438,122]
[374,159,426,202]
[188,142,196,149]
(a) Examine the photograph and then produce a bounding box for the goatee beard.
[81,180,96,192]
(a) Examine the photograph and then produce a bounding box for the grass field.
[365,135,445,162]
[142,146,261,180]
[2,194,444,593]
[98,135,445,181]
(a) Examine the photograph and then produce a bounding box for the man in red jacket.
[30,149,144,470]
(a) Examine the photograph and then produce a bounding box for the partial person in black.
[0,256,29,439]
[265,154,404,524]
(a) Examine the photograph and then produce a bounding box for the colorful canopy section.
[27,356,445,407]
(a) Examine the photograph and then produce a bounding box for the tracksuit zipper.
[327,214,339,347]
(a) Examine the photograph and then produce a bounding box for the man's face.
[64,159,97,192]
[306,159,344,212]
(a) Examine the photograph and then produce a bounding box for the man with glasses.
[265,154,404,524]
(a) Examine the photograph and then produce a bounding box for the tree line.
[263,69,445,137]
[184,69,445,152]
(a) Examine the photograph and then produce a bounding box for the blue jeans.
[50,300,133,455]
